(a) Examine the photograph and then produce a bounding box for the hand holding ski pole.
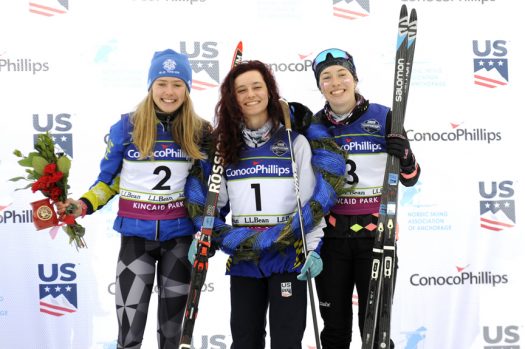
[297,251,323,281]
[187,237,198,264]
[386,133,414,168]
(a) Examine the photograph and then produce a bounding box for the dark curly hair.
[213,60,284,165]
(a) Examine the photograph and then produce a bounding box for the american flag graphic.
[479,200,515,232]
[39,283,77,316]
[29,0,68,16]
[190,59,219,91]
[333,0,369,20]
[473,58,508,88]
[34,133,74,158]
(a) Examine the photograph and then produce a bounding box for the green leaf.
[18,156,33,167]
[32,156,49,176]
[14,182,34,191]
[56,156,71,175]
[25,169,39,180]
[8,176,27,182]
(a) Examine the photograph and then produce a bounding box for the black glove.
[386,133,414,168]
[288,102,312,134]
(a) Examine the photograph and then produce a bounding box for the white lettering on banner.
[340,141,382,152]
[395,57,405,102]
[126,147,188,159]
[226,164,290,177]
[208,154,224,194]
[131,201,184,211]
[132,203,165,210]
[167,201,184,209]
[360,197,380,204]
[337,197,380,205]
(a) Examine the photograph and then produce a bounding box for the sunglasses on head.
[312,48,352,71]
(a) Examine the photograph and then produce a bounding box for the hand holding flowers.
[10,132,87,249]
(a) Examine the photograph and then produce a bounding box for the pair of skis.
[178,41,243,349]
[361,5,417,349]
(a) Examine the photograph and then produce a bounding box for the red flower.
[38,176,50,186]
[44,163,57,175]
[31,181,41,193]
[50,187,62,202]
[49,171,63,184]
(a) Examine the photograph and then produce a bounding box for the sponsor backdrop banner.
[0,0,523,348]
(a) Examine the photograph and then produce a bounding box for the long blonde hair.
[131,89,208,160]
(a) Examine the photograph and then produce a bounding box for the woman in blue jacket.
[57,49,210,349]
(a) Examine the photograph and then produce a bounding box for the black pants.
[115,235,192,349]
[230,273,307,349]
[315,238,397,349]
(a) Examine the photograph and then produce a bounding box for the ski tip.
[409,8,417,22]
[400,4,408,17]
[231,41,243,68]
[397,4,409,36]
[407,9,417,47]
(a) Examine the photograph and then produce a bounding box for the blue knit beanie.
[147,49,192,91]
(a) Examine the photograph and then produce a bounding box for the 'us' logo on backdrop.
[473,40,508,88]
[479,180,515,232]
[33,113,74,158]
[180,41,220,91]
[332,0,370,20]
[38,263,78,316]
[29,0,68,16]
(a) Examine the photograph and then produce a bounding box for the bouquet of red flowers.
[10,132,87,249]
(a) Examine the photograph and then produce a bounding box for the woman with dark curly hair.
[186,60,345,348]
